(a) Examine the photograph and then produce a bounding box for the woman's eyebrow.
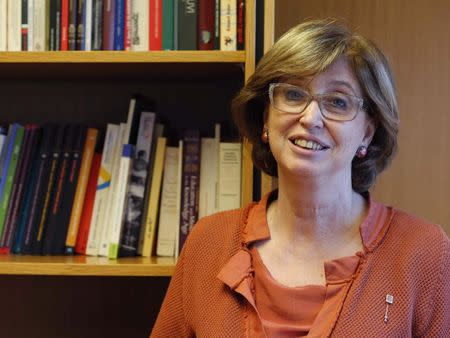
[328,80,358,94]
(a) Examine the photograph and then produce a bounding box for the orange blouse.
[244,191,384,337]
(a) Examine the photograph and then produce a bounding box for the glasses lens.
[320,93,357,121]
[272,84,308,113]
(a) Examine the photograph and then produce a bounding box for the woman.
[151,19,449,337]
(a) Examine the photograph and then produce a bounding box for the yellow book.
[139,137,166,257]
[65,128,98,253]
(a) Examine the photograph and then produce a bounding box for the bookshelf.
[0,1,257,337]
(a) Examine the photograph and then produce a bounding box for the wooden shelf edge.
[0,255,176,277]
[0,51,246,63]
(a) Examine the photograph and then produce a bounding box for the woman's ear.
[363,117,377,146]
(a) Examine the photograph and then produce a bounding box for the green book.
[162,0,174,50]
[0,125,25,238]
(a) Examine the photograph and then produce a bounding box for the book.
[0,125,33,252]
[102,0,115,50]
[220,0,236,51]
[61,0,69,50]
[0,125,7,158]
[139,136,166,257]
[2,125,39,254]
[31,125,65,254]
[85,124,119,256]
[149,0,162,50]
[21,0,28,50]
[174,140,183,257]
[213,0,219,49]
[198,124,220,218]
[0,125,20,213]
[74,151,101,254]
[114,0,125,50]
[49,0,58,50]
[236,0,245,50]
[138,122,164,255]
[0,124,25,242]
[218,142,241,211]
[76,0,85,50]
[119,112,156,257]
[198,0,214,50]
[177,0,197,50]
[7,0,22,51]
[156,143,181,257]
[84,0,93,50]
[0,0,6,51]
[108,144,134,259]
[68,0,78,49]
[19,124,57,254]
[91,0,103,50]
[124,0,131,50]
[178,129,200,253]
[130,0,149,51]
[162,0,174,50]
[66,128,98,254]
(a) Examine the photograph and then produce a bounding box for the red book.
[237,0,245,50]
[75,152,101,254]
[124,0,132,50]
[198,0,214,50]
[149,0,162,50]
[61,0,70,50]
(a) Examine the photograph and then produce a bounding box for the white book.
[218,142,241,211]
[84,0,93,50]
[98,122,127,256]
[174,140,183,258]
[33,0,47,51]
[156,145,180,257]
[130,0,149,51]
[0,0,7,51]
[85,124,119,256]
[7,0,21,51]
[27,0,34,51]
[198,124,220,218]
[0,133,6,160]
[108,144,134,259]
[220,0,236,51]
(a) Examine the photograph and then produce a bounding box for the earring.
[356,145,367,158]
[261,128,269,143]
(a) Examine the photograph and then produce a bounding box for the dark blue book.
[114,0,125,50]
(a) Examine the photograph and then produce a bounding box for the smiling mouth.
[291,138,329,151]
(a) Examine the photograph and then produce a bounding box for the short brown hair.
[232,19,399,193]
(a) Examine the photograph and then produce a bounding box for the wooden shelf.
[0,255,176,277]
[0,51,245,63]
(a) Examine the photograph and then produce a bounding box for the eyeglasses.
[268,83,365,122]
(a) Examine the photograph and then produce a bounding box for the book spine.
[114,0,124,50]
[76,0,85,50]
[197,0,214,50]
[119,112,155,257]
[61,0,70,50]
[102,0,115,50]
[178,129,200,253]
[84,0,92,50]
[1,125,35,253]
[213,0,219,49]
[32,0,48,51]
[218,142,242,211]
[74,152,101,254]
[0,126,16,200]
[91,0,103,50]
[27,0,34,50]
[49,0,57,50]
[7,0,22,51]
[21,0,28,50]
[68,0,78,50]
[130,0,149,51]
[236,0,244,50]
[0,125,24,244]
[66,128,98,253]
[31,125,64,254]
[177,0,197,50]
[149,0,162,50]
[123,0,131,50]
[161,0,173,50]
[0,0,6,51]
[220,0,236,51]
[85,124,118,256]
[108,144,134,259]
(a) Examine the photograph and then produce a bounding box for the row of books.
[0,0,245,52]
[0,98,242,259]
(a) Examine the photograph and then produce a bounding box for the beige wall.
[275,0,450,234]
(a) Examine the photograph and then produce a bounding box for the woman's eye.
[329,96,349,109]
[284,89,304,101]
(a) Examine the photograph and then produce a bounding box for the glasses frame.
[268,82,365,122]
